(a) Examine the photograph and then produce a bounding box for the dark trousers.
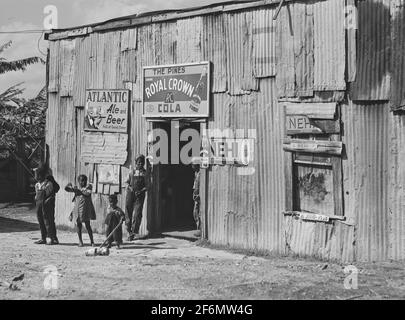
[106,214,123,245]
[36,199,57,240]
[125,191,145,235]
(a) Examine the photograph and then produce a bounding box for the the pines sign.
[143,62,210,118]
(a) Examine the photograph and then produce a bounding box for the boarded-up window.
[293,154,334,216]
[283,103,343,217]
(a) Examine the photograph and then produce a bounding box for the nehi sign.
[143,62,210,118]
[84,89,129,133]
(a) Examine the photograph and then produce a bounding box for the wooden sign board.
[285,115,340,135]
[286,115,323,134]
[84,89,129,133]
[283,138,342,156]
[143,62,210,118]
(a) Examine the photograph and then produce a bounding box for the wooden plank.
[284,102,337,119]
[92,20,133,32]
[283,106,294,212]
[283,138,342,155]
[283,211,346,221]
[48,27,91,41]
[331,133,344,216]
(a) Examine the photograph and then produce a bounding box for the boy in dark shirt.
[105,194,125,249]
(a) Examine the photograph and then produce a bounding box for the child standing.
[65,174,96,247]
[125,154,147,241]
[104,194,125,249]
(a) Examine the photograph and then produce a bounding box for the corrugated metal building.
[45,0,405,262]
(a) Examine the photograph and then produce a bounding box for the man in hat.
[34,164,59,245]
[125,154,147,241]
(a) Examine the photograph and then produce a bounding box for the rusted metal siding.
[255,79,284,251]
[350,0,391,101]
[54,97,77,227]
[275,2,295,97]
[313,0,346,91]
[205,78,284,252]
[388,113,405,260]
[177,17,203,62]
[73,37,91,107]
[59,40,76,97]
[284,216,356,262]
[293,2,314,97]
[48,41,60,93]
[225,11,259,95]
[252,8,276,78]
[202,14,227,92]
[342,102,390,261]
[391,0,405,110]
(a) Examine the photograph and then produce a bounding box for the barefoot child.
[65,175,96,247]
[104,194,125,249]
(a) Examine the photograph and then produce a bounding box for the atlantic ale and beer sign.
[84,89,129,133]
[143,62,210,118]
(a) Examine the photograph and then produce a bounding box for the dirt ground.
[0,203,404,300]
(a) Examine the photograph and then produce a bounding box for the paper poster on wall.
[143,62,210,118]
[97,164,120,185]
[84,89,129,133]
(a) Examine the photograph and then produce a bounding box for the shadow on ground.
[0,216,38,233]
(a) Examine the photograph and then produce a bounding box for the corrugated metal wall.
[205,79,285,251]
[342,102,390,261]
[46,0,405,261]
[388,111,405,260]
[350,0,391,101]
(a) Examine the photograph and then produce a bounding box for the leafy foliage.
[0,41,46,160]
[0,40,45,74]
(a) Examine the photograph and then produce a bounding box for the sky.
[0,0,221,99]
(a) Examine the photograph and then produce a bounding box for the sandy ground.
[0,203,404,300]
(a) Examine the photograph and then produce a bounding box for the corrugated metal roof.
[350,0,391,101]
[46,0,292,40]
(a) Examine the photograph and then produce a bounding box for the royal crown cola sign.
[143,62,210,118]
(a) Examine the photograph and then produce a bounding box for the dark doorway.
[153,121,200,233]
